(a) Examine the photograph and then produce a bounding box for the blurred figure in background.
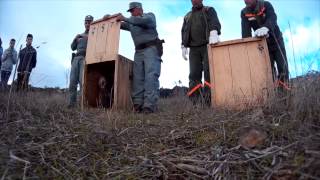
[16,34,37,91]
[0,37,3,77]
[1,39,18,89]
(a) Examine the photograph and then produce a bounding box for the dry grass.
[0,77,319,179]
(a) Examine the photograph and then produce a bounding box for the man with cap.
[68,15,93,107]
[181,0,221,105]
[115,2,163,113]
[241,0,289,86]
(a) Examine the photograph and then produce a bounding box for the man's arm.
[207,7,221,35]
[123,13,156,28]
[1,49,8,62]
[12,50,18,64]
[0,48,3,61]
[32,50,37,69]
[120,22,130,31]
[241,10,252,38]
[181,17,186,45]
[18,49,22,60]
[71,35,79,51]
[261,1,277,33]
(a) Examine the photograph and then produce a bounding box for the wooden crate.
[82,16,133,110]
[208,37,273,109]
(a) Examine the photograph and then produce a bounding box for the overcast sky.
[0,0,319,88]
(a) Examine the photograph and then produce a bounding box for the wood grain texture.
[114,55,133,110]
[86,17,120,64]
[209,37,273,109]
[228,43,253,106]
[209,46,234,107]
[210,37,262,48]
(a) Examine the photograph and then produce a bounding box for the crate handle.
[258,44,264,52]
[91,27,96,35]
[101,24,105,32]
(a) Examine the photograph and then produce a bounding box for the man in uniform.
[69,15,93,107]
[17,34,37,91]
[181,0,221,105]
[115,2,163,113]
[241,0,289,85]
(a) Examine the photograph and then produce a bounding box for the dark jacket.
[241,0,284,51]
[181,5,221,47]
[18,45,37,72]
[0,47,3,70]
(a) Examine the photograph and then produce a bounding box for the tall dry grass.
[0,76,319,179]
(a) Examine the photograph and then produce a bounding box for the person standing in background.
[181,0,221,105]
[0,37,3,79]
[68,15,94,108]
[16,34,37,91]
[1,39,18,89]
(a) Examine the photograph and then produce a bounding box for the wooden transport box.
[82,15,133,109]
[208,37,274,109]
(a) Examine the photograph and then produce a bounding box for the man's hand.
[7,52,13,58]
[82,35,88,41]
[75,34,88,43]
[115,13,125,22]
[209,30,219,44]
[181,45,189,61]
[6,50,12,57]
[254,27,269,37]
[75,34,81,43]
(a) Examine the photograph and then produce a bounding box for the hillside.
[0,75,319,179]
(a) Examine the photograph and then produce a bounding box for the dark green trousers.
[188,45,211,104]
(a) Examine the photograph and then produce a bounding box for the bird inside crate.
[97,75,113,108]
